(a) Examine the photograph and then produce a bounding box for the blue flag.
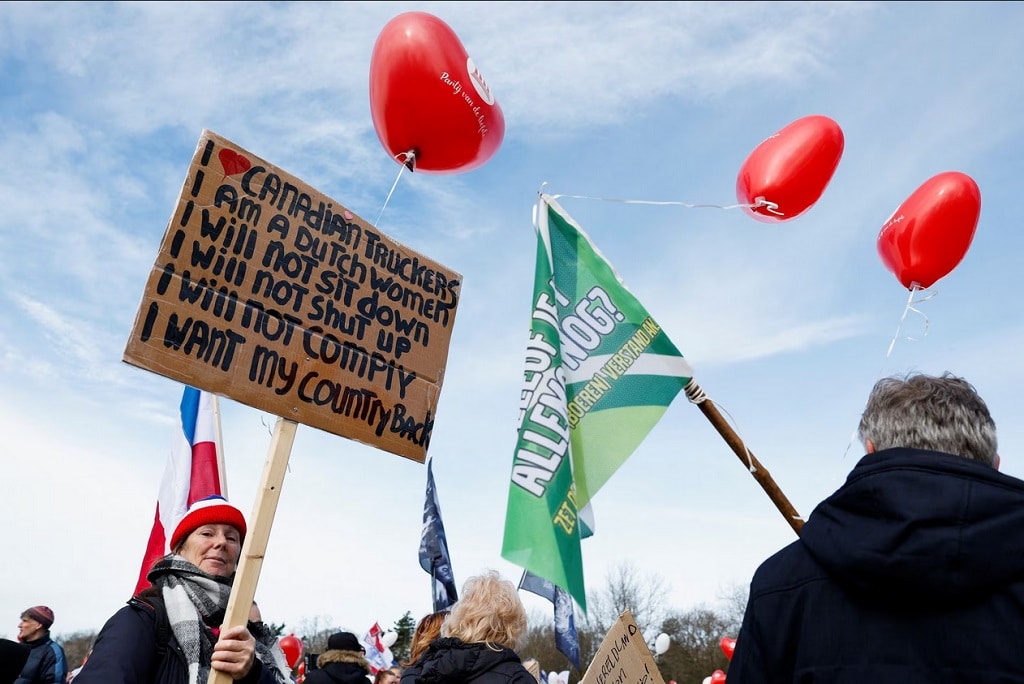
[419,458,459,611]
[519,570,582,670]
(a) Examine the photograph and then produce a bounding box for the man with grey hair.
[728,372,1024,683]
[14,606,65,684]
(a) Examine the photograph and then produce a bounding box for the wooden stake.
[208,417,298,684]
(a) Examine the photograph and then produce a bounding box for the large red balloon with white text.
[876,171,981,290]
[369,11,505,174]
[736,115,845,223]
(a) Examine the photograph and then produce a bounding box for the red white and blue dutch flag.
[134,386,225,595]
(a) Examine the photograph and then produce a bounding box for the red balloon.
[720,636,737,661]
[369,12,505,174]
[710,670,727,684]
[736,115,844,223]
[876,171,981,290]
[279,634,304,670]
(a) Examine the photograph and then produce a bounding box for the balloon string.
[545,191,779,214]
[375,152,413,227]
[884,285,935,357]
[843,285,937,459]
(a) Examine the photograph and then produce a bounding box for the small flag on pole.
[134,386,225,595]
[362,622,392,673]
[520,570,582,670]
[418,458,459,611]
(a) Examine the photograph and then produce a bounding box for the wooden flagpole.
[211,393,228,499]
[208,416,298,684]
[684,379,804,536]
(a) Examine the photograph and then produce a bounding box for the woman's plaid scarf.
[149,555,232,684]
[148,556,293,684]
[251,621,297,684]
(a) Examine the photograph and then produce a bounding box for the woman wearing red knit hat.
[74,496,291,684]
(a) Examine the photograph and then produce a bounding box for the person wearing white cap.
[74,495,292,684]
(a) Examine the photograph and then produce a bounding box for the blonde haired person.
[400,571,533,684]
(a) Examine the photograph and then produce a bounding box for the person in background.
[74,495,292,684]
[373,669,398,684]
[400,570,534,684]
[1,639,30,684]
[65,648,91,683]
[401,611,448,668]
[728,371,1024,682]
[14,606,66,684]
[248,603,292,682]
[302,632,370,684]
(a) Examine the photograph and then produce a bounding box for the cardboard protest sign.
[524,659,542,684]
[124,130,461,462]
[581,610,665,684]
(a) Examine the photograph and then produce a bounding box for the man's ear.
[995,453,1001,471]
[865,439,876,454]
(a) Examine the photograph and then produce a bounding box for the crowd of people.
[2,493,537,684]
[6,371,1022,684]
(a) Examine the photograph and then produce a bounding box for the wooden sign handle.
[208,417,298,684]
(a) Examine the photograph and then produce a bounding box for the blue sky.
[2,1,1023,644]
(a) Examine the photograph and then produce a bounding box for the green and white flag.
[501,195,692,611]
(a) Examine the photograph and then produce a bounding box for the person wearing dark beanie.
[14,606,65,684]
[303,632,370,684]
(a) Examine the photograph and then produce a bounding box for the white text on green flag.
[501,195,692,611]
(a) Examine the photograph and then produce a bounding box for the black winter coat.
[13,636,65,684]
[73,597,278,684]
[303,650,371,684]
[401,638,534,684]
[728,447,1024,683]
[1,638,30,684]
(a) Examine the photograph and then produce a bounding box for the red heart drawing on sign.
[219,149,251,176]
